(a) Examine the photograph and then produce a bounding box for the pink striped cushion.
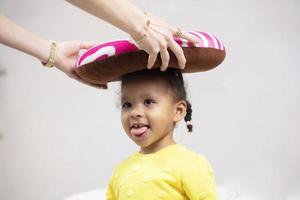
[76,31,225,67]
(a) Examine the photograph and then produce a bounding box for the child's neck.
[139,134,176,154]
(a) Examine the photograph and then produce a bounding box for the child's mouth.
[130,124,150,137]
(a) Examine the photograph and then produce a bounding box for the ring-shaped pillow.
[75,31,226,85]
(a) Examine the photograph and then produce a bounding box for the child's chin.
[137,142,151,147]
[134,138,153,148]
[134,139,150,146]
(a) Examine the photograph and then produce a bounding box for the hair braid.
[184,100,193,132]
[173,70,193,133]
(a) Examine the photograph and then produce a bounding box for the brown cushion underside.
[75,47,226,85]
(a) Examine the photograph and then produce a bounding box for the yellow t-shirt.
[106,144,218,200]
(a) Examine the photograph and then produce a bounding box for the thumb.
[79,42,95,49]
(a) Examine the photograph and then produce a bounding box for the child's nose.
[130,106,144,118]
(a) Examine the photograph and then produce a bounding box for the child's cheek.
[121,113,129,131]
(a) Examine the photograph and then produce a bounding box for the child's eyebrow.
[141,93,158,99]
[121,93,158,101]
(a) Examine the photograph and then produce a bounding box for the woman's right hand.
[131,13,200,71]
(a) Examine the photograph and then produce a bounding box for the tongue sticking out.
[131,126,148,136]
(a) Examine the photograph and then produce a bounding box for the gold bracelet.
[144,11,151,28]
[131,12,151,47]
[134,33,147,46]
[42,41,57,68]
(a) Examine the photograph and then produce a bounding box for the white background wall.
[0,0,299,200]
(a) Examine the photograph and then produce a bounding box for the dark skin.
[121,76,187,154]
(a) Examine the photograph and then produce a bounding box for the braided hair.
[121,68,193,132]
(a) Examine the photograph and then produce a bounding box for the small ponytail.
[184,101,193,132]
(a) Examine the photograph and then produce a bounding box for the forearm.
[0,15,50,63]
[66,0,146,39]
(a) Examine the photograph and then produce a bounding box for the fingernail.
[161,66,167,71]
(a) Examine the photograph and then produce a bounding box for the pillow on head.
[75,31,226,85]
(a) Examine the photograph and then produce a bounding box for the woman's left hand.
[54,41,108,89]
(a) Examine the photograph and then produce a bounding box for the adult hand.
[131,13,200,71]
[54,41,108,89]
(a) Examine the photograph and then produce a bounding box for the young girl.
[106,68,218,200]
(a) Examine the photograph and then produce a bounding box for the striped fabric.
[76,31,225,67]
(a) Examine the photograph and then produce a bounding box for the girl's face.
[121,76,186,154]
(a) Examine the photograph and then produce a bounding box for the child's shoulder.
[174,145,215,179]
[177,144,210,165]
[113,151,137,168]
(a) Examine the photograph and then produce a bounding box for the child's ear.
[173,100,187,123]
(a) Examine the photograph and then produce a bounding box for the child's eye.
[122,102,131,109]
[144,99,155,106]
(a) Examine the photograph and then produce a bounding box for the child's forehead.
[121,76,172,96]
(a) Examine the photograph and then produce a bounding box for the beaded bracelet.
[42,41,57,68]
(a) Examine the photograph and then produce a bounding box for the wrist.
[130,27,145,42]
[129,12,150,44]
[41,40,58,68]
[39,40,52,63]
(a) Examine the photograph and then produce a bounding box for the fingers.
[137,17,192,71]
[168,39,186,69]
[147,40,184,70]
[172,27,201,46]
[147,52,158,69]
[159,45,170,71]
[181,32,200,46]
[79,42,94,49]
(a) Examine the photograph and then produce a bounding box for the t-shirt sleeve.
[181,155,218,200]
